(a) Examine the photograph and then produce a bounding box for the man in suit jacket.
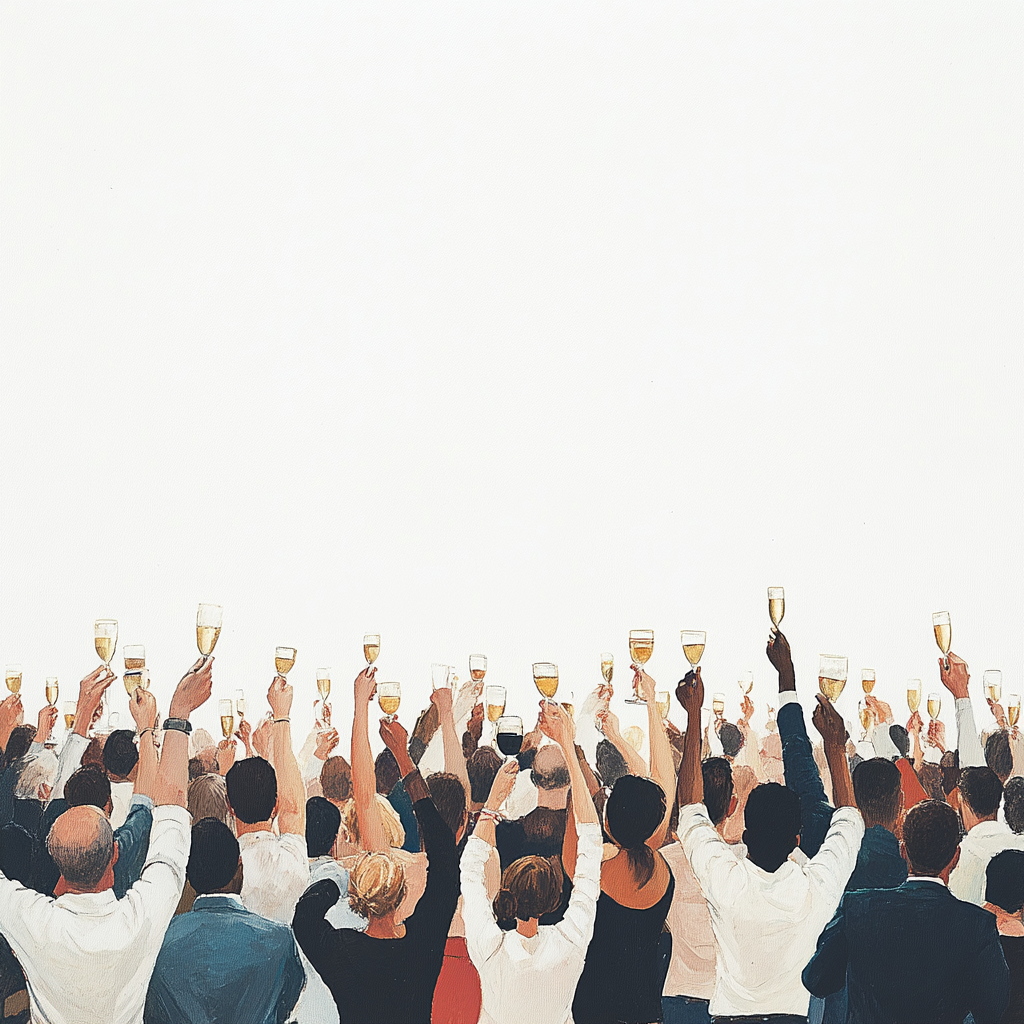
[803,799,1009,1024]
[145,817,305,1024]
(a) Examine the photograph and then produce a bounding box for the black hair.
[959,766,1003,819]
[305,796,341,858]
[986,849,1024,914]
[719,723,743,759]
[187,817,241,895]
[427,772,467,838]
[903,799,960,876]
[1004,777,1024,835]
[467,747,503,805]
[852,758,902,825]
[985,731,1013,781]
[374,749,401,796]
[743,783,801,872]
[605,775,666,888]
[65,764,111,810]
[2,725,36,771]
[595,739,629,789]
[102,730,139,779]
[889,724,910,759]
[701,757,734,826]
[225,757,277,824]
[0,822,35,886]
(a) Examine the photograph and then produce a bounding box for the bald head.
[47,806,114,891]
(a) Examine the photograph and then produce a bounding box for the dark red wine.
[496,732,523,756]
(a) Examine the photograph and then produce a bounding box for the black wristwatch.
[163,718,193,735]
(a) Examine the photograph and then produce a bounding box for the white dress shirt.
[109,780,135,829]
[949,818,1024,906]
[679,802,863,1018]
[661,841,719,1001]
[238,829,309,923]
[0,804,190,1024]
[955,697,987,768]
[462,820,603,1024]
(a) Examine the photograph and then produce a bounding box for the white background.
[2,3,1022,755]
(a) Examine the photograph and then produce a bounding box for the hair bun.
[493,886,517,927]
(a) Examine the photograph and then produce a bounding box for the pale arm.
[639,670,675,846]
[352,668,388,852]
[158,657,214,808]
[129,688,159,801]
[433,686,471,801]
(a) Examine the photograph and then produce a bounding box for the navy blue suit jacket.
[144,894,305,1024]
[778,700,833,858]
[803,879,1009,1024]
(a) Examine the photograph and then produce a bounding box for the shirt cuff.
[955,697,973,712]
[130,794,154,811]
[778,691,800,708]
[152,804,191,826]
[29,741,44,755]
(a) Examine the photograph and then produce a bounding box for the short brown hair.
[902,800,960,876]
[493,855,562,925]
[321,756,352,803]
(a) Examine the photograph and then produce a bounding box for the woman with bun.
[461,701,603,1024]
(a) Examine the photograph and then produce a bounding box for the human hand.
[939,651,970,700]
[596,708,621,738]
[235,716,252,752]
[252,717,272,760]
[634,668,656,704]
[168,657,214,720]
[217,738,237,774]
[466,703,484,746]
[0,695,22,737]
[268,677,294,719]
[865,695,893,725]
[741,695,754,723]
[354,667,378,705]
[315,728,340,760]
[539,700,575,749]
[811,693,847,750]
[521,713,544,754]
[77,665,115,720]
[926,719,946,752]
[676,668,704,718]
[35,704,58,744]
[732,764,758,800]
[988,699,1007,730]
[906,710,923,735]
[430,685,453,717]
[379,717,409,760]
[129,688,158,731]
[485,759,519,810]
[766,628,794,680]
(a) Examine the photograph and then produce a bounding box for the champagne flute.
[275,647,297,677]
[219,699,235,739]
[561,691,575,720]
[927,693,942,721]
[63,700,76,732]
[4,665,21,695]
[235,689,246,718]
[124,670,143,696]
[984,669,1002,704]
[469,654,488,683]
[363,634,380,668]
[45,677,59,706]
[124,645,146,671]
[485,686,506,742]
[907,679,922,714]
[626,631,653,704]
[316,668,331,702]
[197,604,223,657]
[768,587,785,627]
[94,619,118,668]
[681,631,707,674]
[600,652,614,686]
[1009,695,1021,728]
[818,655,848,703]
[431,663,452,690]
[532,663,558,704]
[656,691,671,720]
[858,700,872,739]
[495,715,523,758]
[738,671,754,696]
[861,669,875,695]
[378,681,401,721]
[932,611,951,670]
[712,692,725,718]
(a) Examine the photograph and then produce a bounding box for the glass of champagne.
[768,587,785,627]
[738,671,754,696]
[62,700,76,732]
[984,669,1002,703]
[626,631,653,704]
[532,663,558,704]
[94,619,118,668]
[378,681,401,721]
[317,668,331,702]
[600,652,614,687]
[124,645,146,672]
[235,689,246,719]
[562,692,575,720]
[496,715,523,759]
[1008,695,1021,728]
[363,634,380,669]
[861,669,875,694]
[45,676,59,706]
[431,663,452,690]
[197,604,222,657]
[932,611,951,670]
[907,679,922,714]
[124,670,143,696]
[712,692,725,718]
[275,647,297,677]
[219,698,235,739]
[656,691,671,720]
[485,686,506,740]
[858,700,872,739]
[624,725,645,752]
[5,665,21,695]
[469,654,488,683]
[927,693,942,721]
[681,631,707,675]
[818,655,848,703]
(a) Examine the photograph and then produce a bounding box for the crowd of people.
[0,625,1019,1024]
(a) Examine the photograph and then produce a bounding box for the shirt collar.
[967,819,1006,838]
[55,889,118,911]
[906,875,946,887]
[193,892,244,907]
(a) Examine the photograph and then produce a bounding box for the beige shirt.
[238,829,309,923]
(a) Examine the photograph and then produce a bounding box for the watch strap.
[163,718,193,735]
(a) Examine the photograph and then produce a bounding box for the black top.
[293,778,459,1024]
[572,868,675,1024]
[1001,935,1024,1024]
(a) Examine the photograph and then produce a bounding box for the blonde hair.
[348,852,407,919]
[339,796,406,850]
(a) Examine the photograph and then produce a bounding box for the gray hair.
[14,751,58,801]
[47,810,114,889]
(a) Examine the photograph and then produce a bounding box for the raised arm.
[596,709,646,777]
[940,652,986,768]
[351,667,388,852]
[676,669,704,807]
[432,685,471,800]
[128,687,159,800]
[637,668,674,845]
[269,677,305,836]
[811,695,855,809]
[50,666,113,802]
[0,695,22,754]
[156,656,214,808]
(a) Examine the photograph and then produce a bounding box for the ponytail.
[624,844,656,888]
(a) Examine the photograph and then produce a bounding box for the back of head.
[939,750,961,796]
[889,724,910,759]
[65,764,111,810]
[0,822,36,886]
[191,728,215,758]
[852,758,902,827]
[348,851,406,919]
[375,749,401,796]
[3,725,36,768]
[467,747,503,805]
[14,750,58,801]
[47,806,113,890]
[902,799,960,875]
[81,737,105,768]
[986,849,1024,914]
[320,755,352,804]
[187,817,241,895]
[102,730,139,780]
[188,757,205,782]
[340,795,406,850]
[427,772,467,838]
[531,745,570,791]
[985,730,1013,782]
[605,775,666,887]
[595,739,628,789]
[719,723,743,759]
[917,763,944,803]
[959,766,1003,820]
[1004,777,1024,835]
[225,757,277,824]
[306,796,341,858]
[701,757,734,826]
[188,773,231,826]
[743,783,801,873]
[494,855,562,927]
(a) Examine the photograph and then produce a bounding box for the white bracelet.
[479,807,504,823]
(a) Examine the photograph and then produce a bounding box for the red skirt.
[432,936,482,1024]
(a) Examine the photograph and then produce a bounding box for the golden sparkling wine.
[95,637,116,665]
[471,668,486,681]
[656,693,670,720]
[317,677,331,701]
[124,671,143,695]
[5,672,21,695]
[46,680,59,705]
[861,672,876,695]
[561,703,575,719]
[1010,703,1021,728]
[601,656,614,684]
[987,683,1001,703]
[379,695,401,716]
[927,697,942,720]
[487,703,505,723]
[363,643,380,665]
[124,657,145,671]
[712,695,725,716]
[197,626,221,657]
[535,675,558,699]
[819,677,846,702]
[221,715,234,738]
[933,622,951,656]
[907,688,921,714]
[276,656,295,676]
[683,644,705,666]
[64,714,75,730]
[768,587,785,627]
[859,705,873,731]
[629,640,654,666]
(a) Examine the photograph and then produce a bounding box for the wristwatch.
[163,718,192,735]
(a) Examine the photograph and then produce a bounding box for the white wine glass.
[1008,695,1021,728]
[600,652,614,686]
[737,671,754,696]
[4,665,21,695]
[235,688,246,719]
[858,700,872,739]
[124,670,143,696]
[378,681,401,721]
[532,663,558,704]
[927,692,942,721]
[123,645,146,672]
[768,587,785,627]
[495,715,524,759]
[469,654,487,683]
[626,630,654,705]
[984,669,1002,704]
[197,604,223,657]
[94,620,118,668]
[431,663,452,690]
[45,677,59,706]
[62,700,76,733]
[907,679,922,714]
[485,684,506,742]
[275,647,297,677]
[656,691,671,720]
[712,692,725,718]
[932,611,951,670]
[219,698,235,739]
[861,669,875,695]
[363,634,380,668]
[315,668,332,730]
[681,631,707,673]
[818,655,848,703]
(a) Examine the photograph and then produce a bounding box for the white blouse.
[461,820,603,1024]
